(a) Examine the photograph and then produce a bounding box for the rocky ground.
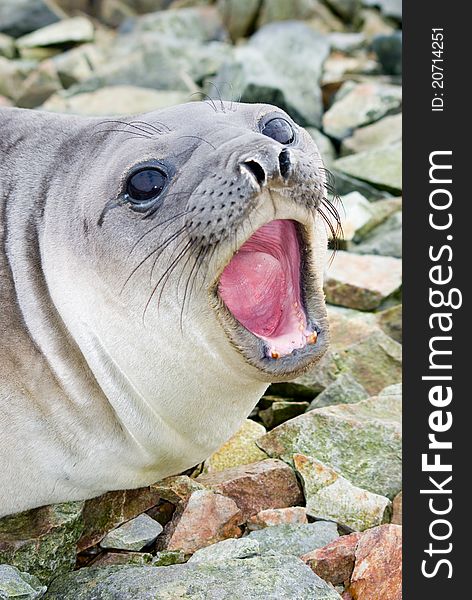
[0,0,402,598]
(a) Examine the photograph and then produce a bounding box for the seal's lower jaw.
[213,219,328,381]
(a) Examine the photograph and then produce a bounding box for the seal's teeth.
[270,350,281,359]
[306,331,318,345]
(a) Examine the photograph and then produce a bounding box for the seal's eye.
[261,118,294,145]
[126,168,167,204]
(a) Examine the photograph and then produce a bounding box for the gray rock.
[377,303,402,343]
[0,0,62,38]
[341,113,402,155]
[188,537,260,563]
[121,6,227,42]
[100,514,163,552]
[294,454,391,531]
[0,58,37,100]
[259,400,310,428]
[353,196,402,239]
[41,86,190,115]
[306,128,337,166]
[336,191,375,242]
[373,32,402,76]
[91,552,154,568]
[333,141,402,194]
[257,394,402,498]
[68,33,232,94]
[379,383,402,396]
[0,502,84,585]
[351,211,402,257]
[0,565,46,600]
[44,556,342,599]
[324,0,362,22]
[330,169,393,201]
[361,7,397,40]
[14,61,63,108]
[308,373,369,410]
[328,32,366,52]
[49,43,108,88]
[291,309,401,396]
[257,0,322,27]
[324,250,402,310]
[247,522,339,557]
[16,17,94,49]
[217,0,261,40]
[214,22,330,127]
[0,33,15,59]
[323,81,401,140]
[364,0,402,21]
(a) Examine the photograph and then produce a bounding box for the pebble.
[100,514,163,551]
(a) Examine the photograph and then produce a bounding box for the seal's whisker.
[143,237,195,323]
[190,92,218,113]
[176,238,198,296]
[94,119,160,137]
[149,226,192,286]
[178,241,203,330]
[198,242,218,294]
[129,120,171,134]
[317,204,342,263]
[128,209,191,258]
[207,81,226,113]
[121,225,188,293]
[183,244,208,324]
[176,135,216,150]
[99,119,159,137]
[92,129,153,140]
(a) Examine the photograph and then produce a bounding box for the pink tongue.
[218,220,312,357]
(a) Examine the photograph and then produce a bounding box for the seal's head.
[44,101,335,389]
[0,101,339,512]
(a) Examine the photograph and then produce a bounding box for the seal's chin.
[218,220,317,359]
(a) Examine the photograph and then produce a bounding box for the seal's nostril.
[242,160,266,187]
[279,149,291,180]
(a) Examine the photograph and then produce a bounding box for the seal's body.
[0,102,331,517]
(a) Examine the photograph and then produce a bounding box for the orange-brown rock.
[348,524,402,600]
[302,532,362,585]
[247,507,307,530]
[197,459,303,519]
[159,489,243,555]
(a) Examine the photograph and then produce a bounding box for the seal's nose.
[241,148,292,187]
[278,148,292,180]
[241,160,267,187]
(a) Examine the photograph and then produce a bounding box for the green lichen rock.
[0,565,46,600]
[44,556,342,599]
[247,522,339,557]
[188,537,260,564]
[257,394,402,498]
[294,454,391,531]
[308,373,369,410]
[203,419,268,473]
[0,502,84,585]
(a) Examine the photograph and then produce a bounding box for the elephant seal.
[0,101,335,517]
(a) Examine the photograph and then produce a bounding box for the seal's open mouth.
[218,220,317,359]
